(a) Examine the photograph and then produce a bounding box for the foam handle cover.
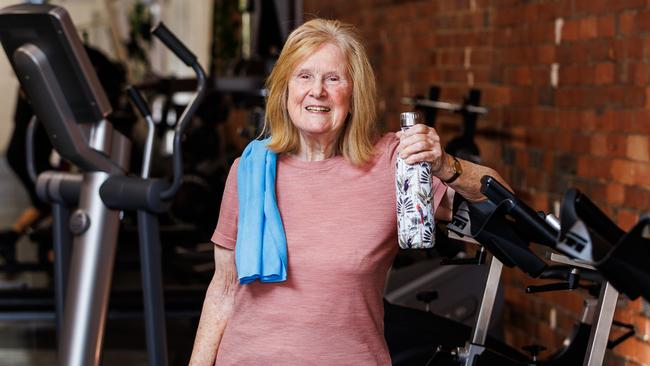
[480,175,512,204]
[151,22,197,66]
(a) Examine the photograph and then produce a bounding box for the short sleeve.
[211,158,240,250]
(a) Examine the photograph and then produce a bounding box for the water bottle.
[396,112,435,249]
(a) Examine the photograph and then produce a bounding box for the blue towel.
[235,138,288,284]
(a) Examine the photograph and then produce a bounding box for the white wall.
[159,0,212,77]
[0,0,213,153]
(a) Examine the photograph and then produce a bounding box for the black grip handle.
[126,86,151,118]
[480,175,513,204]
[151,22,197,67]
[481,175,558,247]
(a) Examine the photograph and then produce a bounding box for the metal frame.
[456,255,503,366]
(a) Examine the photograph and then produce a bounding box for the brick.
[557,44,589,64]
[501,47,525,65]
[532,68,552,86]
[607,0,645,11]
[526,169,549,192]
[644,87,650,109]
[610,159,636,184]
[626,38,645,60]
[624,186,650,210]
[603,352,627,366]
[594,63,615,84]
[636,10,650,32]
[515,148,529,168]
[634,160,650,188]
[536,45,556,64]
[607,134,628,158]
[629,63,649,86]
[613,330,650,362]
[515,66,533,85]
[536,2,561,22]
[586,39,616,62]
[558,65,580,85]
[606,183,625,205]
[581,155,612,179]
[578,155,597,177]
[579,17,599,39]
[562,19,580,42]
[621,86,645,108]
[543,152,554,171]
[555,130,574,151]
[597,15,616,37]
[554,86,578,108]
[617,209,640,230]
[634,314,650,342]
[471,48,492,66]
[579,65,596,84]
[509,87,538,106]
[483,86,511,106]
[620,11,637,35]
[591,134,609,156]
[633,110,650,134]
[627,134,650,162]
[529,22,555,44]
[575,0,606,14]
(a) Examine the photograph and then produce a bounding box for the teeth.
[306,106,331,112]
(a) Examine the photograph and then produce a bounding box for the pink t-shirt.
[211,133,448,365]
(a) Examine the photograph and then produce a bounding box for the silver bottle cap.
[400,112,421,128]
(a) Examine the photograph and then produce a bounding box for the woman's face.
[287,43,353,142]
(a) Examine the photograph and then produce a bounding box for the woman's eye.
[298,74,311,80]
[325,77,342,86]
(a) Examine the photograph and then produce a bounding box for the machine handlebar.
[480,176,557,247]
[150,22,207,200]
[152,22,197,67]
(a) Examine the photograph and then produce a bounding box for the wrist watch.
[443,156,462,184]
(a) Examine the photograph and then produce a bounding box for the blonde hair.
[264,18,378,166]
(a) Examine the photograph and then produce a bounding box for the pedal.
[526,268,580,293]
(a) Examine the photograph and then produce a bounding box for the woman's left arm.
[397,123,511,203]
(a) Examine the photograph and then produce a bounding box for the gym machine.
[557,188,650,303]
[399,177,633,366]
[0,4,206,365]
[403,86,487,163]
[447,177,633,366]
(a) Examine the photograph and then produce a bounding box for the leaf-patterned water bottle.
[396,112,435,249]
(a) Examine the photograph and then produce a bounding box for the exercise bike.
[411,178,631,366]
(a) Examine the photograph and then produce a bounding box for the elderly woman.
[190,18,505,365]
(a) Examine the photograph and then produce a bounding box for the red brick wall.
[302,0,650,364]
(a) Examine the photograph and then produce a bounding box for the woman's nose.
[309,79,325,97]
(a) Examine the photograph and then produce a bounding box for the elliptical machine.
[0,4,206,365]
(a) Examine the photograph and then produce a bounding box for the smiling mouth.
[305,106,331,112]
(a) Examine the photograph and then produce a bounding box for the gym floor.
[0,157,198,365]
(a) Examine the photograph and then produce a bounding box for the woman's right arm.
[189,244,238,365]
